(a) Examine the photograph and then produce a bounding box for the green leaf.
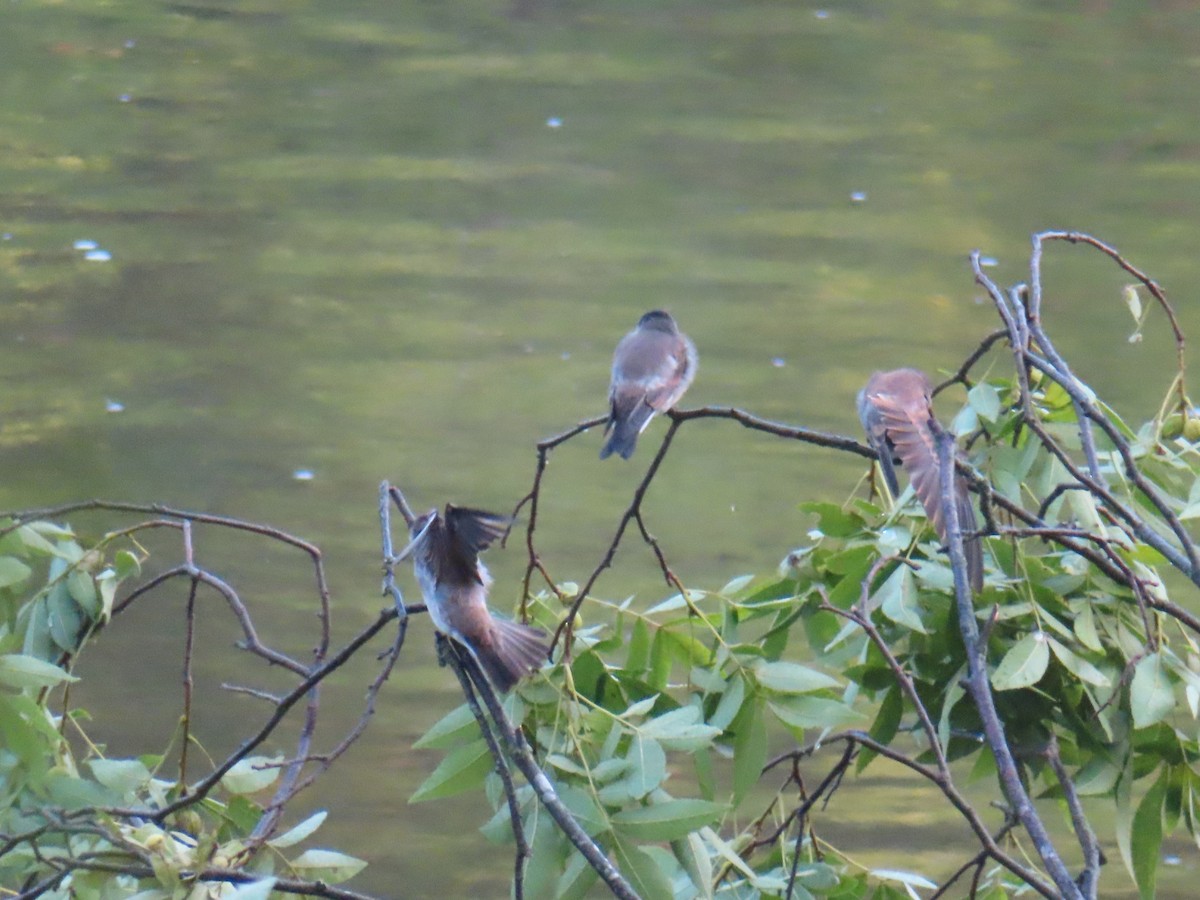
[44,770,114,809]
[21,597,55,662]
[658,628,713,667]
[698,825,761,884]
[0,694,54,773]
[289,849,367,884]
[639,705,720,751]
[413,703,479,749]
[795,862,840,891]
[709,674,745,732]
[409,739,491,802]
[24,521,75,540]
[1116,757,1135,882]
[267,810,327,848]
[0,653,78,689]
[557,784,609,837]
[612,798,726,841]
[226,878,276,900]
[752,660,839,694]
[15,525,58,556]
[220,756,283,795]
[769,696,865,731]
[88,758,152,796]
[1132,772,1166,899]
[673,832,714,900]
[591,756,631,784]
[938,666,967,751]
[720,574,755,596]
[225,794,265,834]
[693,746,715,801]
[621,694,659,719]
[1131,653,1174,729]
[67,569,99,617]
[0,556,32,588]
[115,549,142,579]
[1123,283,1143,323]
[95,572,117,621]
[648,629,672,689]
[952,404,978,437]
[873,868,939,891]
[1074,756,1120,796]
[798,501,865,537]
[626,618,651,673]
[990,633,1050,690]
[967,382,1002,423]
[47,586,85,652]
[860,684,902,772]
[612,838,673,900]
[875,565,928,634]
[625,735,666,799]
[732,698,767,803]
[1047,637,1110,686]
[1073,601,1103,653]
[556,850,600,900]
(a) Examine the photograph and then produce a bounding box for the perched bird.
[857,368,984,592]
[408,504,549,692]
[600,310,698,460]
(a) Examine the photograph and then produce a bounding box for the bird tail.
[472,617,550,692]
[600,402,656,460]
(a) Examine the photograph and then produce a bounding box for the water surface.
[3,1,1200,895]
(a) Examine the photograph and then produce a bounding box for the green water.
[3,1,1200,895]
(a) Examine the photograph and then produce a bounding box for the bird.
[857,368,984,593]
[407,504,549,692]
[600,310,698,460]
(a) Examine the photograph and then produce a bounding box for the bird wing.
[870,388,945,538]
[857,386,901,497]
[437,505,510,584]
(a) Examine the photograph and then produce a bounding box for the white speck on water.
[2,233,12,241]
[85,249,112,262]
[292,468,315,482]
[124,39,136,49]
[561,351,571,361]
[807,529,824,540]
[772,357,786,367]
[119,93,132,103]
[74,239,98,250]
[105,399,125,413]
[850,191,867,203]
[546,116,562,129]
[979,256,999,267]
[815,9,830,18]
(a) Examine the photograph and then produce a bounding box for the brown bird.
[409,505,549,692]
[601,310,698,460]
[857,368,984,592]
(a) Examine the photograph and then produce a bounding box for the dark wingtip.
[956,491,985,594]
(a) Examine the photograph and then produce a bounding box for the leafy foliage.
[6,233,1200,900]
[412,237,1200,899]
[0,515,366,898]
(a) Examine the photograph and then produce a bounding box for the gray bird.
[601,310,698,460]
[409,505,548,692]
[857,368,984,592]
